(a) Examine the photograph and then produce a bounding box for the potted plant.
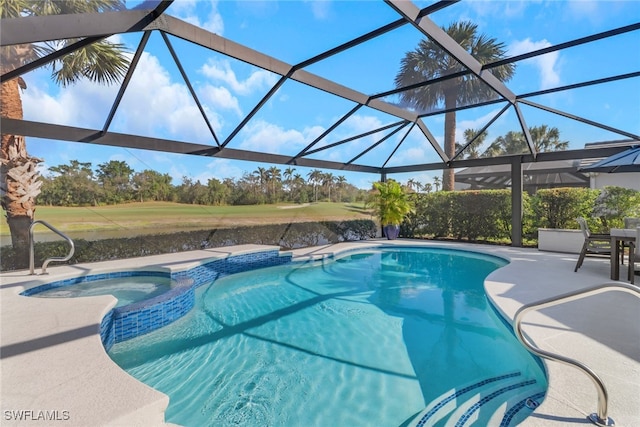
[366,179,414,240]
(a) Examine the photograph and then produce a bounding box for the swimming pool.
[108,247,547,426]
[23,272,175,308]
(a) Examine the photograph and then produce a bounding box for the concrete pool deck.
[1,240,638,426]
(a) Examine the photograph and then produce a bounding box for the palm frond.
[0,0,34,18]
[51,41,130,87]
[30,0,125,15]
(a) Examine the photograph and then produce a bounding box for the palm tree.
[483,131,526,157]
[321,172,335,202]
[292,173,306,203]
[1,0,130,265]
[307,169,323,202]
[283,166,295,198]
[335,175,347,202]
[433,176,441,192]
[253,167,268,197]
[482,125,568,157]
[456,128,487,160]
[267,166,281,202]
[529,125,568,152]
[365,179,414,239]
[407,178,418,193]
[395,21,515,191]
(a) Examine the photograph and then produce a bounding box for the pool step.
[411,372,546,427]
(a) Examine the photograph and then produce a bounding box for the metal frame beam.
[1,118,381,173]
[382,144,638,174]
[520,99,640,141]
[101,32,151,136]
[511,157,523,247]
[292,105,362,161]
[1,9,159,46]
[304,121,405,157]
[513,102,536,158]
[161,16,419,123]
[0,2,637,185]
[347,123,409,165]
[1,2,173,84]
[451,104,511,161]
[383,123,416,168]
[161,31,221,146]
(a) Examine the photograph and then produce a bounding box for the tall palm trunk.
[443,91,457,191]
[1,75,42,268]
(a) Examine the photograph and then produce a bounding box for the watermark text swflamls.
[4,410,70,422]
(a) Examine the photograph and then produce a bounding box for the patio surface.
[1,240,638,426]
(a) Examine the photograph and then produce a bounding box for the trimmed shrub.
[530,188,598,231]
[402,190,513,242]
[592,186,640,230]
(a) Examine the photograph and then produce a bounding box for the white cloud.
[306,0,332,20]
[203,158,245,180]
[343,114,384,135]
[170,0,224,35]
[237,120,309,153]
[114,52,213,142]
[200,85,242,117]
[200,59,278,96]
[22,77,119,128]
[391,146,430,165]
[464,0,530,20]
[565,1,600,21]
[509,38,560,90]
[23,51,222,144]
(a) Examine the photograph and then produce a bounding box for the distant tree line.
[37,160,368,207]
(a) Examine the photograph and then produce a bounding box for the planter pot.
[538,228,584,254]
[383,224,400,240]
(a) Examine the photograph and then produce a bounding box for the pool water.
[32,276,175,308]
[108,247,547,426]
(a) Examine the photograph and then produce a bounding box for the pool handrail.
[513,282,640,427]
[29,220,75,275]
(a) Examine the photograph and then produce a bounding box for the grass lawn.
[0,202,373,237]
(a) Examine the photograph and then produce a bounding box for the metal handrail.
[29,220,75,275]
[513,282,640,427]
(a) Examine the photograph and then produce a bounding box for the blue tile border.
[454,380,537,427]
[21,249,292,351]
[415,372,522,427]
[20,270,171,296]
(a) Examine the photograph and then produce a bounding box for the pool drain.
[525,398,540,409]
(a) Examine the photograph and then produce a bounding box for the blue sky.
[20,0,640,189]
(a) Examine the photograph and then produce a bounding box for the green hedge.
[529,188,598,230]
[402,186,639,243]
[402,190,514,241]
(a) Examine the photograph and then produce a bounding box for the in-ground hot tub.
[20,248,294,349]
[23,272,177,308]
[20,270,196,349]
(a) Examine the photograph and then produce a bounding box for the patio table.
[610,228,636,280]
